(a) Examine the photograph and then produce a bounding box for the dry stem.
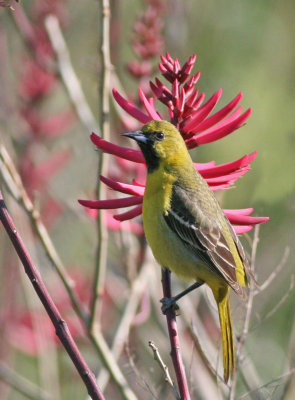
[149,340,181,399]
[0,190,105,400]
[44,15,99,133]
[0,361,51,400]
[89,0,112,331]
[0,145,138,400]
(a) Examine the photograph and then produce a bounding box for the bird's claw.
[160,297,180,314]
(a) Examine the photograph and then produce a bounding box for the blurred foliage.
[0,0,295,399]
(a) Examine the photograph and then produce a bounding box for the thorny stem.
[162,268,191,400]
[229,225,260,400]
[89,0,112,332]
[0,191,105,400]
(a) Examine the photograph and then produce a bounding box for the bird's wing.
[164,184,244,295]
[226,220,257,286]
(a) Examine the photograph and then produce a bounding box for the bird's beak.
[121,130,148,143]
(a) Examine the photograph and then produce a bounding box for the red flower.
[19,59,56,101]
[79,53,269,234]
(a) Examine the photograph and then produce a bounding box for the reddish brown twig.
[0,190,105,400]
[161,268,191,400]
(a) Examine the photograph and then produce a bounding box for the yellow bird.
[123,120,255,383]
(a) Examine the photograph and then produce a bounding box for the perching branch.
[161,268,191,400]
[0,190,105,400]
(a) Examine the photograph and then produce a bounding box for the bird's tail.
[215,288,235,383]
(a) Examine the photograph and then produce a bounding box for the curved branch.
[0,190,105,400]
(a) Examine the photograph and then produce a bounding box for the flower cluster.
[14,1,74,224]
[79,53,269,234]
[128,0,166,81]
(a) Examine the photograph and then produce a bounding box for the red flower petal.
[114,205,143,221]
[225,212,269,225]
[199,152,257,178]
[209,182,235,191]
[183,72,201,94]
[192,93,243,134]
[112,89,151,124]
[182,89,223,134]
[90,133,144,163]
[132,179,146,187]
[179,54,197,82]
[100,175,145,196]
[194,161,216,170]
[205,167,250,184]
[233,225,253,234]
[78,196,143,209]
[138,89,162,120]
[186,108,252,148]
[223,208,254,215]
[107,216,144,235]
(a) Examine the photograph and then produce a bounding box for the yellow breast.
[142,166,216,284]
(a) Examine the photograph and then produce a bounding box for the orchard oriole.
[123,120,255,382]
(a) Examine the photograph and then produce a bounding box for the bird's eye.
[155,131,165,141]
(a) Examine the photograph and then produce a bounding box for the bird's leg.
[161,281,204,314]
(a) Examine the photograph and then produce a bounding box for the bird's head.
[122,120,189,172]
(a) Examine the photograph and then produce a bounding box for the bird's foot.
[160,297,180,314]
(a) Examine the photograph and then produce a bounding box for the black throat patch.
[138,142,160,173]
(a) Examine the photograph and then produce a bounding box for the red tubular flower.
[19,59,56,101]
[79,53,269,234]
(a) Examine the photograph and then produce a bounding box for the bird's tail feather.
[216,291,235,383]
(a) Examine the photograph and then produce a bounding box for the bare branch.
[0,145,138,400]
[44,15,99,133]
[88,0,112,330]
[97,258,152,391]
[125,343,157,400]
[149,340,181,400]
[239,368,295,400]
[0,361,51,400]
[0,144,88,324]
[255,247,290,294]
[254,275,294,329]
[89,331,138,400]
[0,190,105,400]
